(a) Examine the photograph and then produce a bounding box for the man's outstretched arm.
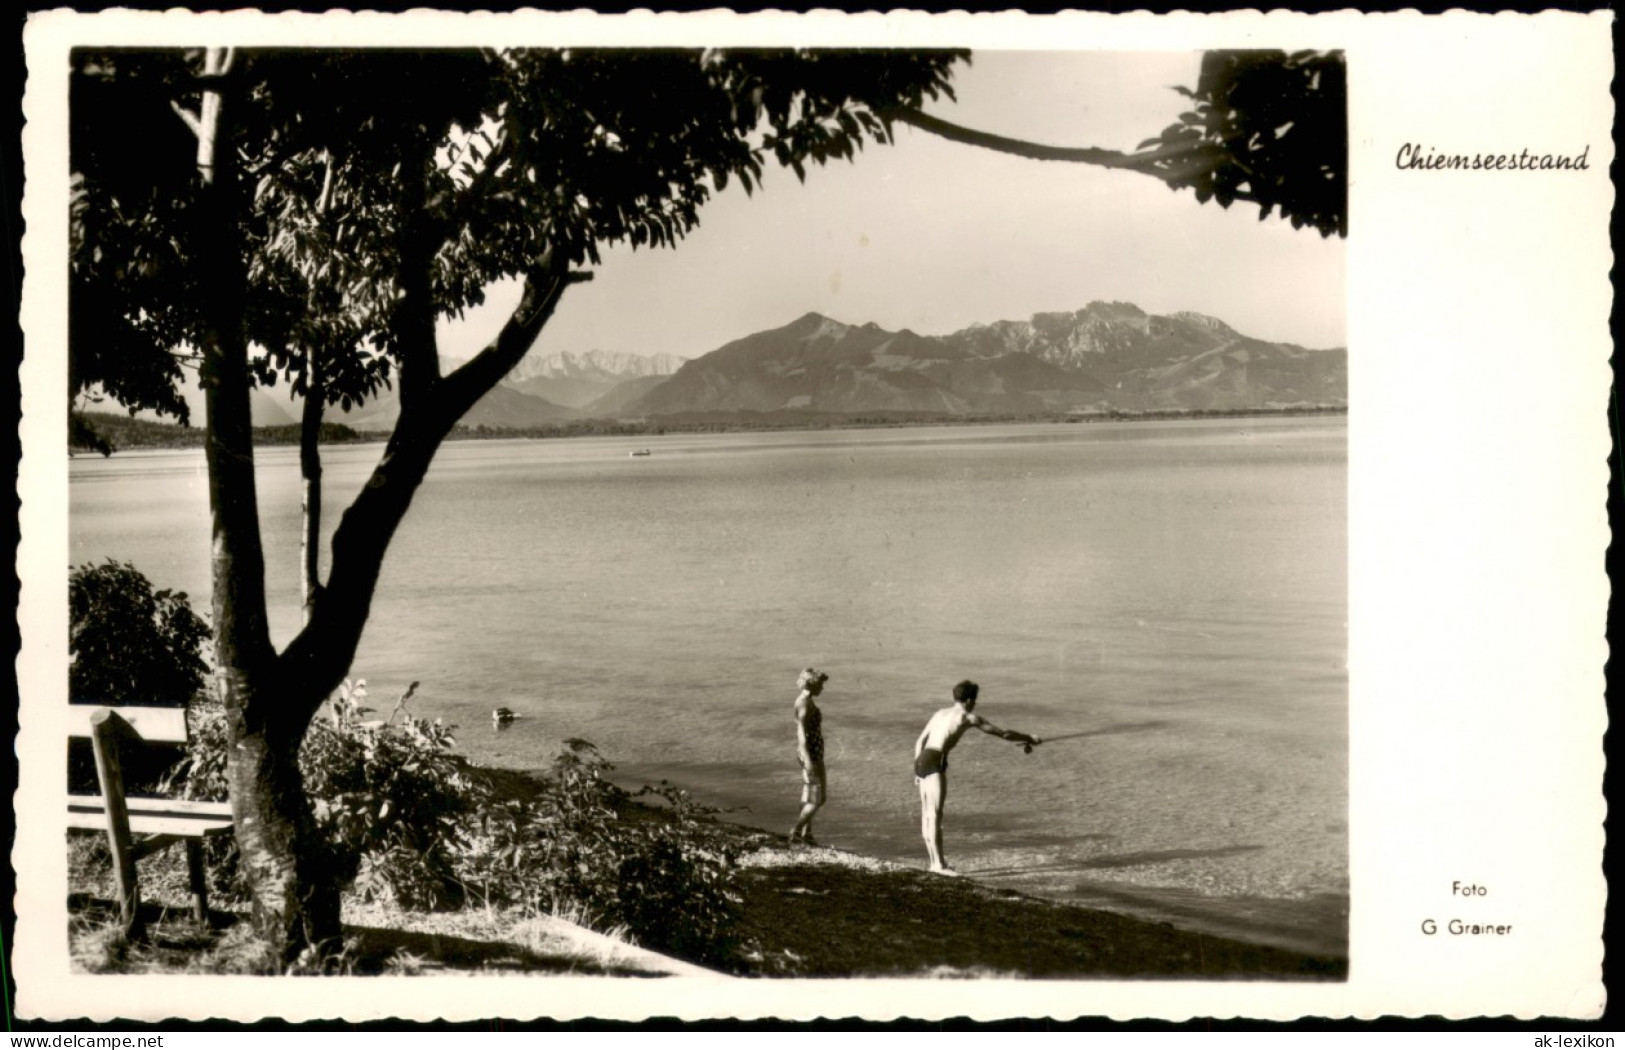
[968,713,1041,746]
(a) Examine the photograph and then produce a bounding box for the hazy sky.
[440,51,1346,362]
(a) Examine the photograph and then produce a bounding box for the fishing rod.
[1018,732,1071,754]
[1033,730,1098,744]
[1023,721,1171,749]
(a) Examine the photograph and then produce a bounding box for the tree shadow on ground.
[967,844,1264,880]
[1074,844,1267,870]
[67,893,658,977]
[343,924,659,977]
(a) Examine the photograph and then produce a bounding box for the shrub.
[69,560,210,708]
[166,681,742,965]
[68,564,741,963]
[301,680,477,910]
[463,741,740,964]
[616,780,741,964]
[67,559,211,794]
[164,679,478,911]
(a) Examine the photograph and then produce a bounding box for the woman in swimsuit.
[790,667,830,846]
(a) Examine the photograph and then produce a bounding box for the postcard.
[15,7,1612,1023]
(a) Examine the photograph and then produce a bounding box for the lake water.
[69,417,1348,957]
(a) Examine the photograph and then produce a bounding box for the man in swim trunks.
[913,679,1041,875]
[791,668,830,846]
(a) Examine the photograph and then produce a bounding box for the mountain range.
[323,349,686,430]
[628,303,1345,418]
[176,302,1341,430]
[504,349,689,409]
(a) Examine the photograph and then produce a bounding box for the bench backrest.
[70,705,191,744]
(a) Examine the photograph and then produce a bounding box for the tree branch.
[278,249,588,711]
[299,348,325,627]
[278,424,435,715]
[170,100,204,139]
[315,149,337,214]
[393,145,443,414]
[884,107,1219,182]
[437,250,592,423]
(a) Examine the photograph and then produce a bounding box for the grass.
[69,899,279,975]
[66,852,684,978]
[66,890,684,978]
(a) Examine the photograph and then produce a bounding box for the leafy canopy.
[69,48,967,422]
[1138,50,1346,238]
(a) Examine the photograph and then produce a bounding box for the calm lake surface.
[70,417,1348,956]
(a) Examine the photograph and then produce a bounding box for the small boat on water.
[492,707,519,726]
[629,448,652,457]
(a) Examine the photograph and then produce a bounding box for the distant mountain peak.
[625,299,1344,420]
[1084,300,1147,317]
[557,348,684,377]
[1168,310,1237,335]
[784,312,853,342]
[507,348,687,384]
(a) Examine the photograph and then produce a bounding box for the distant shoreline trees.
[72,405,1348,454]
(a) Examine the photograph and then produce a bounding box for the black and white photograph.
[14,8,1610,1025]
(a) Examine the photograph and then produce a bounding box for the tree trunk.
[223,678,341,965]
[187,48,342,965]
[300,152,337,628]
[299,353,324,626]
[180,60,584,967]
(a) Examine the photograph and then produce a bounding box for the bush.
[302,680,478,910]
[166,681,742,965]
[165,679,478,911]
[463,741,740,964]
[69,559,210,708]
[67,565,739,963]
[616,781,740,964]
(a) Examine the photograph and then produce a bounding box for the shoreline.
[718,816,1346,963]
[522,750,1349,961]
[705,807,1348,961]
[477,764,1349,980]
[67,748,1348,981]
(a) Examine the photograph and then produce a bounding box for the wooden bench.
[67,706,234,933]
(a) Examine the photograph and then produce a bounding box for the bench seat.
[67,794,234,838]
